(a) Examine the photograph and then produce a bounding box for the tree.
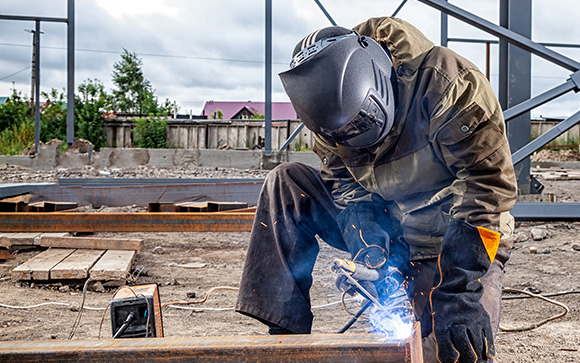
[111,49,155,114]
[40,88,67,141]
[75,78,110,150]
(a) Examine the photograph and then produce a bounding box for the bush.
[0,118,34,155]
[132,116,167,148]
[0,93,31,132]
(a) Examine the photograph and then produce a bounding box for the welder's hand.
[430,219,500,363]
[336,203,390,269]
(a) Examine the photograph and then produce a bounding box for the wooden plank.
[40,236,143,251]
[50,249,105,280]
[0,249,13,260]
[0,233,41,247]
[89,250,137,280]
[12,249,76,280]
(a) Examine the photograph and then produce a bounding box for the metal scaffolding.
[0,0,76,151]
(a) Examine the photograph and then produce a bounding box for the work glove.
[336,203,390,269]
[430,218,501,363]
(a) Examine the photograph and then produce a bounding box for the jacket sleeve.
[430,69,518,231]
[312,134,381,210]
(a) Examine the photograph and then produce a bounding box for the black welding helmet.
[279,26,395,148]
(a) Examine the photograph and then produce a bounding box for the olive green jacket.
[312,17,517,259]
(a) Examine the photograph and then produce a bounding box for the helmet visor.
[322,96,388,148]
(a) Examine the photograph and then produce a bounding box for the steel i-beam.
[0,326,423,362]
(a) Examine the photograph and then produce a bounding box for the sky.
[0,0,579,118]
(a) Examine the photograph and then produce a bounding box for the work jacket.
[312,17,518,260]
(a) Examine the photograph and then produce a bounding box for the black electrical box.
[110,284,163,338]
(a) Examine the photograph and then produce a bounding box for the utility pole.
[25,28,42,104]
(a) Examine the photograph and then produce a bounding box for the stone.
[530,228,548,241]
[572,244,580,251]
[186,291,197,299]
[514,233,529,243]
[59,285,71,293]
[152,246,165,254]
[90,281,106,293]
[529,246,538,254]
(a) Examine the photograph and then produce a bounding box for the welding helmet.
[279,26,396,148]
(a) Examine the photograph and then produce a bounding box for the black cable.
[502,290,580,300]
[112,311,135,339]
[337,299,373,334]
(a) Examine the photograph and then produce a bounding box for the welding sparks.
[369,307,414,341]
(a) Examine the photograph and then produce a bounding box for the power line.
[0,42,287,65]
[0,65,30,81]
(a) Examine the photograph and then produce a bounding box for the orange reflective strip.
[476,226,500,264]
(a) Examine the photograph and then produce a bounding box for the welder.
[235,16,517,363]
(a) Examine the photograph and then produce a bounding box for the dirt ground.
[0,165,579,362]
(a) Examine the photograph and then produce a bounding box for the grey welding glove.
[430,218,501,363]
[336,202,390,269]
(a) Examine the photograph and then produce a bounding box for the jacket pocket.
[436,102,486,145]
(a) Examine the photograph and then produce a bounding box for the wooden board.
[0,233,41,247]
[89,250,136,280]
[0,232,69,248]
[0,249,13,260]
[12,249,76,280]
[50,249,105,280]
[40,236,143,251]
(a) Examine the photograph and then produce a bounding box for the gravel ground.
[0,157,579,362]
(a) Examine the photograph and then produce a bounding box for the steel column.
[506,0,532,193]
[66,0,75,147]
[34,20,41,155]
[264,0,272,156]
[440,0,448,47]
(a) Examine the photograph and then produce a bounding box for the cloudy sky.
[0,0,578,118]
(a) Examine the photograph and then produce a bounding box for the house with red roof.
[201,101,297,120]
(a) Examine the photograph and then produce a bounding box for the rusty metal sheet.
[0,212,255,233]
[0,327,422,362]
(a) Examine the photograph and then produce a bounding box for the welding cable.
[163,285,357,311]
[0,302,104,311]
[499,287,570,332]
[112,311,135,339]
[337,299,373,334]
[69,274,134,340]
[502,289,580,300]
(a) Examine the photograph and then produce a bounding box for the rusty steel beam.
[0,327,422,362]
[0,212,255,233]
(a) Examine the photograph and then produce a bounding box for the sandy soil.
[0,166,578,362]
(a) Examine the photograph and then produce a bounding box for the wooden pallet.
[12,246,137,281]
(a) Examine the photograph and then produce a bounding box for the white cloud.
[0,0,578,117]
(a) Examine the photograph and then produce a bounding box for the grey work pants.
[235,162,509,360]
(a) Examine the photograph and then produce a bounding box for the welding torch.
[332,258,405,332]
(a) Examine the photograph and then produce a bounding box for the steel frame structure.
[271,0,580,220]
[0,0,75,150]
